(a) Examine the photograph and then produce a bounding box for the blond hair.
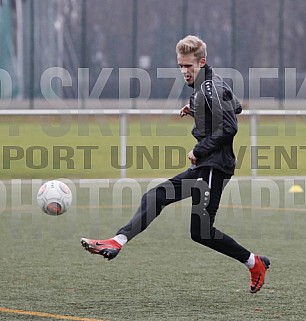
[176,35,207,60]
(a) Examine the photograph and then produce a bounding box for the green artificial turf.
[0,179,305,320]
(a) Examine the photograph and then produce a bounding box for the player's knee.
[146,186,168,206]
[190,216,216,244]
[190,229,201,243]
[190,228,215,244]
[141,187,168,214]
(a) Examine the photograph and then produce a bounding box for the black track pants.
[117,167,251,263]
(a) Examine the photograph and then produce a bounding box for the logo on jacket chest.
[204,80,213,99]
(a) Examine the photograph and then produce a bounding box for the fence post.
[278,0,285,109]
[29,0,34,108]
[120,112,127,178]
[250,111,257,177]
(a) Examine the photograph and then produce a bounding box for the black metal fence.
[0,0,305,103]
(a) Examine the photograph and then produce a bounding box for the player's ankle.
[244,253,255,269]
[112,234,128,246]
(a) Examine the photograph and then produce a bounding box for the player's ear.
[199,57,206,67]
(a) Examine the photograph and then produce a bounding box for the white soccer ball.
[37,180,72,216]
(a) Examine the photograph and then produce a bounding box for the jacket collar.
[189,64,213,89]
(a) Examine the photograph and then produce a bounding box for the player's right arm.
[180,104,193,117]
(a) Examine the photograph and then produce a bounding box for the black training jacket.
[188,64,242,175]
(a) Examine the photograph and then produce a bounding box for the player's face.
[177,53,206,85]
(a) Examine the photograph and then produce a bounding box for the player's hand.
[187,150,197,165]
[180,104,190,117]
